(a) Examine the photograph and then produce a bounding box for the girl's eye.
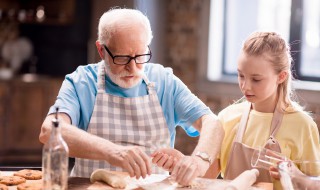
[253,79,261,82]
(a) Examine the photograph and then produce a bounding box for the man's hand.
[170,155,210,186]
[106,145,152,179]
[151,148,184,171]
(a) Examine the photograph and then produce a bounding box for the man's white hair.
[97,8,153,45]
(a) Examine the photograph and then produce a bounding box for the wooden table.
[68,177,273,190]
[1,171,272,190]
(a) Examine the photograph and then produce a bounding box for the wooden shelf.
[0,0,75,25]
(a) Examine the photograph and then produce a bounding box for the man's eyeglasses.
[103,45,152,65]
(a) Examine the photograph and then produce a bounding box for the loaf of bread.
[90,169,127,189]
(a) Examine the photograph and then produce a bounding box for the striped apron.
[71,62,170,177]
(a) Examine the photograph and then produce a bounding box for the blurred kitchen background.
[0,0,319,167]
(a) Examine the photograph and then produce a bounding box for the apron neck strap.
[98,62,106,92]
[235,102,251,142]
[235,100,284,143]
[269,101,284,137]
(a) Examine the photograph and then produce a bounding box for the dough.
[90,169,127,189]
[167,177,205,189]
[0,184,8,190]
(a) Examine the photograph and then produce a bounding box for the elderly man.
[39,8,224,181]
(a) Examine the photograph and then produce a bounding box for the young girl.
[152,31,320,189]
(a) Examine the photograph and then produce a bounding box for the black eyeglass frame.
[103,45,152,65]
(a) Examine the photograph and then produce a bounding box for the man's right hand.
[106,145,152,179]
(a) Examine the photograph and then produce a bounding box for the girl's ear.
[277,71,288,84]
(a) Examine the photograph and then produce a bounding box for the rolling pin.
[224,169,259,190]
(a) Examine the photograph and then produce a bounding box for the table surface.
[0,170,273,190]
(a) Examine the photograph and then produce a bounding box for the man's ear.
[278,71,288,84]
[96,41,105,60]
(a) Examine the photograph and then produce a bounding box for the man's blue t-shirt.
[49,61,212,146]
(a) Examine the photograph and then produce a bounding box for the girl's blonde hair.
[241,31,303,112]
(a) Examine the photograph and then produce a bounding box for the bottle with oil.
[42,107,69,190]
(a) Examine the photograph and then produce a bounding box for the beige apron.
[71,62,170,177]
[224,101,283,183]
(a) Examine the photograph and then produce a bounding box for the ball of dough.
[90,169,127,189]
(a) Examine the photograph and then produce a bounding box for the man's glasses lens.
[113,55,151,65]
[104,45,152,65]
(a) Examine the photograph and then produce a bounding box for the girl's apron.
[71,63,170,177]
[224,101,283,183]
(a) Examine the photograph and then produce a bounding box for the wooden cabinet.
[0,82,9,155]
[0,0,90,78]
[0,75,63,166]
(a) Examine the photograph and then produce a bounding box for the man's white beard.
[105,62,144,88]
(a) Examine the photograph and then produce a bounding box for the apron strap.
[269,99,284,137]
[234,101,251,142]
[98,62,106,92]
[142,75,156,95]
[263,99,284,152]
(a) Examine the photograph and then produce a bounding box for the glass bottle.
[42,107,69,190]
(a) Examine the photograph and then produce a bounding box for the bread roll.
[90,169,127,189]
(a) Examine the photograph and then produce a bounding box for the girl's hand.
[269,166,280,180]
[107,145,152,179]
[270,161,303,180]
[170,155,210,186]
[151,148,184,171]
